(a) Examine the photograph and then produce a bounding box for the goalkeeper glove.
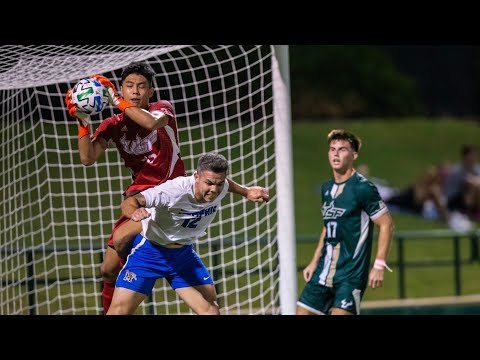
[89,74,134,112]
[65,88,91,139]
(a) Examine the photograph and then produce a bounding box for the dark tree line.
[289,45,480,120]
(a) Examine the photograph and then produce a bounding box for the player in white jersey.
[107,152,270,315]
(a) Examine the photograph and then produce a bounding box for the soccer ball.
[71,77,109,115]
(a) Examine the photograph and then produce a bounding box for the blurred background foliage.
[289,45,480,120]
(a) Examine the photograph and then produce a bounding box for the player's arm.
[121,193,152,221]
[227,177,269,203]
[111,193,151,257]
[90,74,170,131]
[78,136,108,166]
[111,194,150,256]
[303,227,326,282]
[65,87,108,166]
[368,211,395,288]
[124,107,170,131]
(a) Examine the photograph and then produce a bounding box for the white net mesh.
[0,45,291,315]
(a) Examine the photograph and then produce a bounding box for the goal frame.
[0,45,296,315]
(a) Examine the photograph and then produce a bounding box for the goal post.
[273,45,297,315]
[0,45,296,315]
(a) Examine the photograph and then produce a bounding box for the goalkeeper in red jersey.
[65,61,187,314]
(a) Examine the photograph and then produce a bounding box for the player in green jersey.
[297,129,395,315]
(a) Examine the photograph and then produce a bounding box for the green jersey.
[318,171,388,287]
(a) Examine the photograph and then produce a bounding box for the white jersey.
[140,174,229,245]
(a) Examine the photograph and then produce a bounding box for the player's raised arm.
[90,74,170,131]
[65,87,108,166]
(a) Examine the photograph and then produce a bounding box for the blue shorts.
[116,234,214,295]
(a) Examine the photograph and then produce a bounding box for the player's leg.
[109,234,160,314]
[296,304,320,315]
[107,287,146,315]
[100,214,132,314]
[296,285,331,315]
[296,305,317,315]
[330,307,354,315]
[296,268,332,315]
[176,285,219,315]
[168,245,220,314]
[331,283,364,315]
[112,219,143,258]
[100,246,122,314]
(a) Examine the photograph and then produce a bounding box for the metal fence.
[297,229,480,299]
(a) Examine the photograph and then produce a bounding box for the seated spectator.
[356,163,399,201]
[445,144,480,221]
[386,163,472,232]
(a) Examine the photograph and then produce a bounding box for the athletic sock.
[102,280,115,314]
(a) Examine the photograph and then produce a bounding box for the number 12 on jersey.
[182,218,200,228]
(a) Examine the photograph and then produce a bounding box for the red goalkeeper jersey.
[92,100,186,196]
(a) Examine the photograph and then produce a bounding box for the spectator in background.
[386,162,473,232]
[445,144,480,221]
[356,164,398,201]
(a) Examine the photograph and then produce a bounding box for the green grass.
[3,117,480,314]
[293,117,480,301]
[293,117,480,234]
[2,119,280,314]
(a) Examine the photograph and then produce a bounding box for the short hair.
[461,144,478,158]
[327,129,362,153]
[121,61,155,86]
[197,152,229,174]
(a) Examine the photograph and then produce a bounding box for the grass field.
[292,117,480,302]
[3,117,480,314]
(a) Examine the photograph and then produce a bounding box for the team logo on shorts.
[340,298,353,309]
[123,270,137,283]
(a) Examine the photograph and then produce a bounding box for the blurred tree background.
[289,45,480,119]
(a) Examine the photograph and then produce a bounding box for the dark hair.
[461,144,478,158]
[121,61,155,86]
[197,152,229,174]
[327,129,362,153]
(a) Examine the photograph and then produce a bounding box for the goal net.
[0,45,296,315]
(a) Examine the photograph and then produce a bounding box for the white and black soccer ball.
[71,77,109,115]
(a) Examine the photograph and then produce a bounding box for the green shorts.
[298,280,365,315]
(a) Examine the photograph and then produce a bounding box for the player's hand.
[130,207,151,222]
[303,263,317,282]
[368,268,385,289]
[246,186,270,203]
[89,74,134,112]
[65,88,91,128]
